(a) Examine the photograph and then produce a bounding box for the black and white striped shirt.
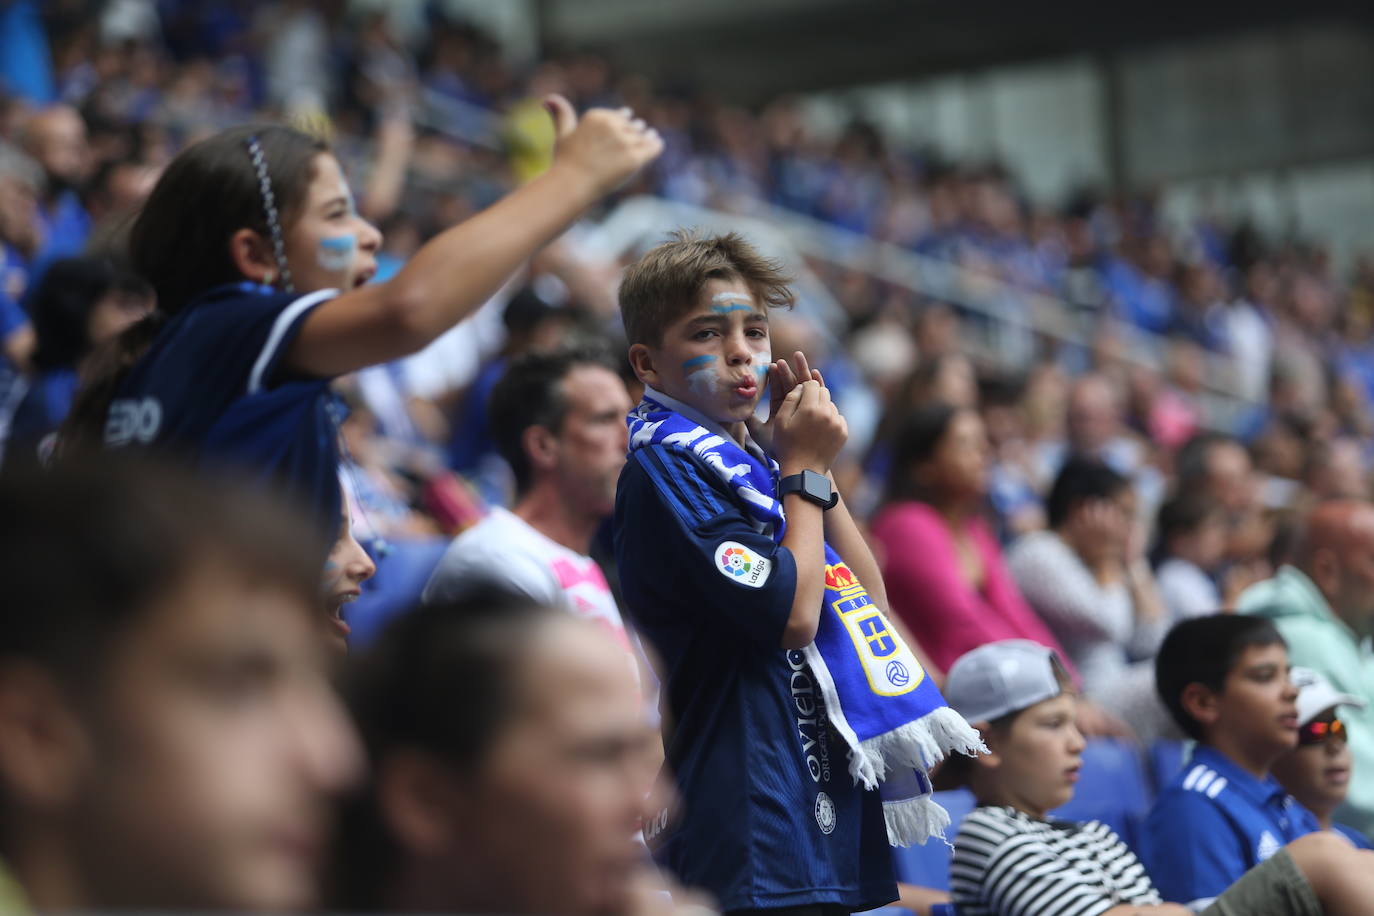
[950,805,1162,916]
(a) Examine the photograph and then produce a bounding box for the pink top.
[870,501,1075,678]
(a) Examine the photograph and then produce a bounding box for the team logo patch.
[714,541,771,588]
[815,791,836,835]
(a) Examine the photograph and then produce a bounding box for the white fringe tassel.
[884,793,954,848]
[848,706,988,789]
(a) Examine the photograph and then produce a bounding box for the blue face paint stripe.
[319,236,356,252]
[682,355,716,370]
[709,303,754,314]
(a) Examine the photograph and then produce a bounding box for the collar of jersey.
[1190,744,1288,809]
[641,386,768,465]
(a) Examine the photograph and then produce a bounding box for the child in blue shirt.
[943,639,1374,916]
[1273,667,1372,850]
[1144,614,1370,905]
[60,99,661,535]
[613,232,903,914]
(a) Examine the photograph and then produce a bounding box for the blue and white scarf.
[629,391,985,846]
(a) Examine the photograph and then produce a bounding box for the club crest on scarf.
[826,561,923,697]
[628,393,986,847]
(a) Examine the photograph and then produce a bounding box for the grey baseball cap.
[944,640,1070,724]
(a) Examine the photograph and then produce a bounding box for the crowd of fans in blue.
[0,2,1373,914]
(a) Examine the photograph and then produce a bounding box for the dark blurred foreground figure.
[0,458,362,912]
[331,590,708,916]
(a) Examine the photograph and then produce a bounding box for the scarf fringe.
[850,706,989,789]
[883,793,954,848]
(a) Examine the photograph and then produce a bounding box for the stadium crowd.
[1,1,1373,914]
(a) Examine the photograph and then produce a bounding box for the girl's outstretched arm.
[285,95,661,378]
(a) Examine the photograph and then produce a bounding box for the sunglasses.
[1298,717,1347,747]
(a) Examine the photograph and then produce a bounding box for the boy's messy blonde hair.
[618,230,795,347]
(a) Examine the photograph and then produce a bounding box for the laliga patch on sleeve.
[714,540,771,588]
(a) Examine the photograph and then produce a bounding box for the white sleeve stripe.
[1194,769,1216,793]
[246,288,339,394]
[1206,776,1228,798]
[1182,764,1207,791]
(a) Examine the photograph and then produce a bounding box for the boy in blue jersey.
[1143,614,1373,905]
[613,232,900,915]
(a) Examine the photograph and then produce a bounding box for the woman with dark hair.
[870,403,1073,679]
[330,588,684,915]
[2,255,150,466]
[61,104,660,533]
[1006,455,1172,739]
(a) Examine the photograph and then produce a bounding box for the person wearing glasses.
[1274,668,1371,849]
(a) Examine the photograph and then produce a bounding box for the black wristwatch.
[779,469,838,510]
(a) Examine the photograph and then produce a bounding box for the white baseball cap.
[944,640,1070,724]
[1291,667,1366,726]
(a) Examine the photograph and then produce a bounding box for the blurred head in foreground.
[333,590,658,914]
[0,458,362,911]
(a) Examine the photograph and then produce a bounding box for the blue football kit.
[106,282,343,529]
[1142,745,1319,903]
[614,424,896,913]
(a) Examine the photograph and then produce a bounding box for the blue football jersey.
[614,442,897,912]
[1141,745,1319,903]
[106,282,342,529]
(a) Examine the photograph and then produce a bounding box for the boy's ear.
[627,343,660,389]
[1180,681,1221,731]
[0,662,94,810]
[377,748,466,856]
[522,425,560,476]
[228,228,277,284]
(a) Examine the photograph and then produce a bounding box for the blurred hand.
[545,94,663,196]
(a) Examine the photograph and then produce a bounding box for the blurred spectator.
[445,285,578,503]
[1007,456,1171,739]
[871,403,1074,678]
[331,590,672,915]
[0,459,362,912]
[1303,437,1370,502]
[2,255,151,467]
[1239,500,1374,837]
[1272,667,1371,849]
[0,143,43,370]
[424,348,634,655]
[15,104,90,270]
[1154,490,1231,620]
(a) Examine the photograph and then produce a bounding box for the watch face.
[802,471,831,501]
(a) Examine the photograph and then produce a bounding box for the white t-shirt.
[422,507,631,655]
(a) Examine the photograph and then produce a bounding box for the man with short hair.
[1239,499,1374,836]
[424,346,634,649]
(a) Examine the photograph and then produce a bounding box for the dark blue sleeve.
[1142,791,1249,903]
[237,288,339,392]
[168,287,339,398]
[615,445,798,652]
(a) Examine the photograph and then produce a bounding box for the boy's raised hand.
[769,372,847,477]
[545,93,664,196]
